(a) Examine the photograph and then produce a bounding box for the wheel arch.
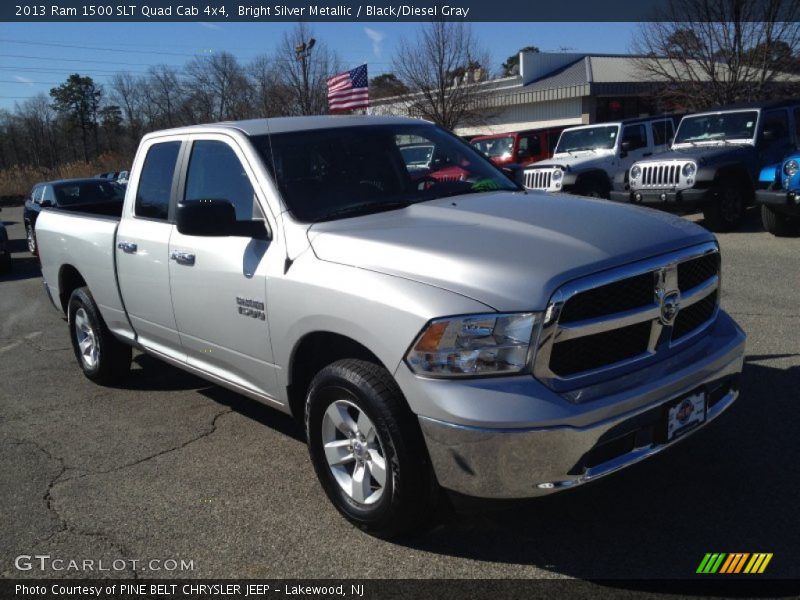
[58,264,87,316]
[287,331,393,423]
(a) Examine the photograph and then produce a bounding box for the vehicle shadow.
[403,356,800,583]
[125,353,304,442]
[0,255,41,282]
[696,205,763,234]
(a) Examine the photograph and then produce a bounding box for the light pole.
[295,38,316,114]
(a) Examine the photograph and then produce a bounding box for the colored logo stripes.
[697,553,773,574]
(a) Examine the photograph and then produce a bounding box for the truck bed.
[36,208,133,340]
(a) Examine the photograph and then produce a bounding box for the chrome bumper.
[416,313,745,499]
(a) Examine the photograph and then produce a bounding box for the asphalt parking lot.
[1,203,799,581]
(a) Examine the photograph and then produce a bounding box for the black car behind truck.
[610,99,800,232]
[24,178,125,255]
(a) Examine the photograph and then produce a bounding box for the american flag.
[327,64,369,112]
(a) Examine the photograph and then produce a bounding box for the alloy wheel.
[321,399,387,505]
[74,307,98,369]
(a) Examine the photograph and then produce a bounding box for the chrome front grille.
[637,161,687,188]
[534,243,720,393]
[524,169,552,190]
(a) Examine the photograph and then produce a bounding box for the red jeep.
[471,127,565,167]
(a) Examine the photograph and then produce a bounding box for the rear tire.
[305,359,439,538]
[68,287,131,385]
[761,204,799,237]
[703,186,745,232]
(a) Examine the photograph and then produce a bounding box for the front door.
[168,137,278,399]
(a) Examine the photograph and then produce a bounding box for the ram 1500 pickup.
[36,116,746,538]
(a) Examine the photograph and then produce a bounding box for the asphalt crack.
[5,406,233,578]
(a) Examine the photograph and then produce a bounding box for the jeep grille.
[523,168,552,190]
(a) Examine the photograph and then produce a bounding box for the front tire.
[703,186,745,232]
[68,287,131,385]
[305,359,438,538]
[761,204,799,237]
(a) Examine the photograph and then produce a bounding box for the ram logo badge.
[236,297,265,320]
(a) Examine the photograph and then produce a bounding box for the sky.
[0,21,639,110]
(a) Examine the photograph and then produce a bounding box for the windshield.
[556,126,619,153]
[53,181,125,206]
[472,136,514,159]
[674,110,758,144]
[251,124,519,223]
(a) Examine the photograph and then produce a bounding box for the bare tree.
[186,52,250,122]
[248,55,294,117]
[391,21,494,130]
[275,23,340,115]
[632,0,800,109]
[144,65,184,128]
[110,72,145,152]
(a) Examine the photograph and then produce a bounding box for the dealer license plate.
[667,391,706,441]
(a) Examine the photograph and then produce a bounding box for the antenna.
[262,118,294,274]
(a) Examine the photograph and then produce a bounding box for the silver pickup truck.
[36,116,746,538]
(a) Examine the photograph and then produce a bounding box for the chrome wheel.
[26,224,36,254]
[74,307,98,369]
[321,399,387,505]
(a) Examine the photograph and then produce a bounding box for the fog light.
[660,193,667,201]
[635,193,642,202]
[555,183,561,188]
[686,178,694,185]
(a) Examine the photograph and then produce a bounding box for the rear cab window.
[135,141,181,220]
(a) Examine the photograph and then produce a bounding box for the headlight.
[551,169,563,182]
[406,312,541,377]
[630,165,641,180]
[784,160,799,177]
[682,162,697,178]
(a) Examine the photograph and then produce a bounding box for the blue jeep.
[755,152,800,236]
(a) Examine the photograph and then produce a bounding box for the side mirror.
[667,136,674,146]
[619,141,630,158]
[760,129,776,142]
[40,199,54,208]
[176,199,269,239]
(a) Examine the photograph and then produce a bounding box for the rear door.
[116,137,184,360]
[168,135,278,399]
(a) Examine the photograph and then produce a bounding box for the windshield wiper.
[313,199,413,223]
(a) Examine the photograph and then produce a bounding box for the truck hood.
[536,151,612,171]
[306,191,713,311]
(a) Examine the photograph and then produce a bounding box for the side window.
[30,186,41,203]
[622,124,647,150]
[42,185,56,204]
[135,141,181,220]
[184,140,261,221]
[760,110,789,141]
[548,132,560,154]
[651,120,675,146]
[522,135,542,156]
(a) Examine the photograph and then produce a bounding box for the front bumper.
[609,187,713,211]
[408,311,745,499]
[755,189,800,216]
